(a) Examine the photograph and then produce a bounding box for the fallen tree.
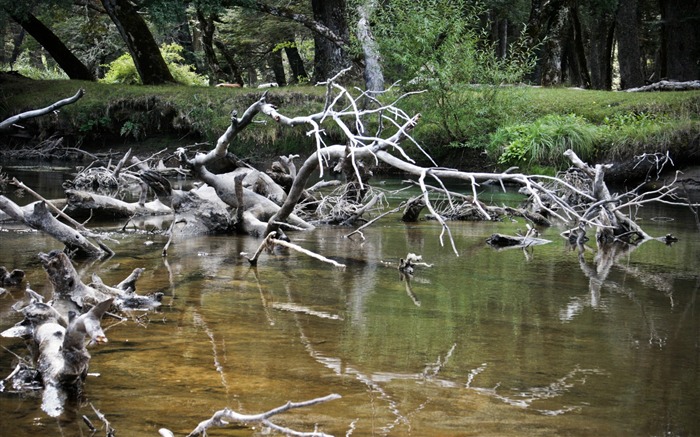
[2,70,696,262]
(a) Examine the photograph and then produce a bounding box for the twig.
[179,393,341,437]
[90,403,116,437]
[248,231,346,268]
[345,201,405,240]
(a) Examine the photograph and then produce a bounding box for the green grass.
[511,87,700,123]
[489,87,700,170]
[0,75,327,156]
[1,75,698,169]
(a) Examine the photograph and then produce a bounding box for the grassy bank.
[1,74,698,173]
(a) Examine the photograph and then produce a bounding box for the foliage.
[0,73,697,169]
[100,43,207,86]
[598,111,696,158]
[374,0,536,148]
[489,114,598,167]
[2,51,69,80]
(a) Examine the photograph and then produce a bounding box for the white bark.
[0,89,84,131]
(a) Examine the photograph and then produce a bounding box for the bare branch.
[180,393,341,437]
[0,89,84,132]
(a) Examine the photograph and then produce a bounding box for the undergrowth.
[0,74,698,169]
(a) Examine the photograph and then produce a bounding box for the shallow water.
[0,167,698,436]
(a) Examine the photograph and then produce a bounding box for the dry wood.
[0,89,84,132]
[248,231,346,268]
[172,393,341,437]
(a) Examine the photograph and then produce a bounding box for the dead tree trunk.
[1,249,161,418]
[0,198,105,258]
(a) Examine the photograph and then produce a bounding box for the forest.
[1,1,699,436]
[2,0,698,90]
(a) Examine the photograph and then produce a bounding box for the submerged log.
[486,232,552,249]
[39,250,160,312]
[0,197,105,258]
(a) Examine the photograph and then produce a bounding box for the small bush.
[2,51,69,80]
[490,114,598,168]
[101,43,207,86]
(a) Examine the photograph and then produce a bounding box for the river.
[0,165,698,436]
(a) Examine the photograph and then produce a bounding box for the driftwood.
[248,231,346,268]
[625,80,700,92]
[158,393,341,437]
[38,250,160,312]
[0,89,84,132]
[1,290,114,417]
[1,249,160,418]
[65,189,172,218]
[486,233,552,249]
[0,197,105,258]
[1,266,25,286]
[4,72,695,264]
[398,253,432,274]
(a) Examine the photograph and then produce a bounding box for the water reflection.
[1,168,699,436]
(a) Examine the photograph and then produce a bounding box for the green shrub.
[2,51,69,80]
[375,0,535,148]
[490,114,598,168]
[101,43,207,86]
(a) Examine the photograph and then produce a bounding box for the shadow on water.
[1,166,699,436]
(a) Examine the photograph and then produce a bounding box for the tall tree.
[310,0,350,82]
[524,0,566,84]
[615,0,644,88]
[6,10,94,80]
[214,39,245,85]
[568,4,591,88]
[583,1,616,90]
[268,45,287,85]
[540,5,569,86]
[100,0,175,85]
[658,0,700,81]
[283,40,308,83]
[196,8,225,85]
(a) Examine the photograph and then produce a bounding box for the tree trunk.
[197,9,225,86]
[284,42,308,83]
[311,0,351,82]
[100,0,175,85]
[214,40,244,85]
[8,12,94,81]
[588,11,615,90]
[524,0,566,84]
[570,6,591,88]
[355,0,384,93]
[498,18,508,59]
[659,0,700,81]
[268,47,287,86]
[9,26,25,67]
[541,6,569,86]
[615,0,645,89]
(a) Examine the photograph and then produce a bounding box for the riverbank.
[1,73,699,181]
